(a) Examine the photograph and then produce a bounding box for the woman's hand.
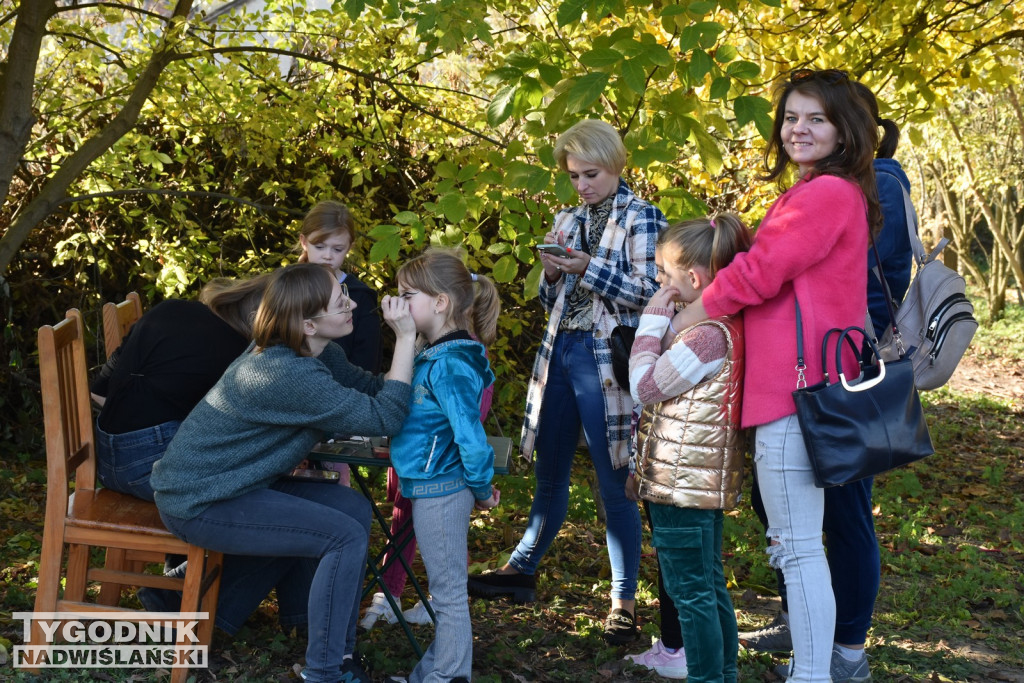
[381,294,417,385]
[475,486,501,510]
[539,230,591,282]
[380,294,416,339]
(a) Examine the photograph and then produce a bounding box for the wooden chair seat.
[68,488,180,537]
[28,309,222,683]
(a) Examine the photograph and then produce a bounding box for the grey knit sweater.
[151,342,411,519]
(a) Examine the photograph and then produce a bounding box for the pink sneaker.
[624,639,688,679]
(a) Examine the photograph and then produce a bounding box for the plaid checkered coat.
[520,180,667,469]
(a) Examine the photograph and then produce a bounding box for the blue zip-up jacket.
[389,336,496,500]
[868,158,915,333]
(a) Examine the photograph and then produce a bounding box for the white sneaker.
[359,592,398,631]
[402,598,436,625]
[624,638,688,679]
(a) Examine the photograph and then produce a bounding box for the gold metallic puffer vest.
[633,316,746,510]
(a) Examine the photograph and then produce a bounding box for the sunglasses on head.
[789,68,849,84]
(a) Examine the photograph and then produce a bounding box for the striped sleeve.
[629,310,728,405]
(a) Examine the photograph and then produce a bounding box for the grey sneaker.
[738,612,791,652]
[775,645,872,682]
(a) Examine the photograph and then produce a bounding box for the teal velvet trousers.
[649,505,738,683]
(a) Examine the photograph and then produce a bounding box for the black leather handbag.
[791,301,934,488]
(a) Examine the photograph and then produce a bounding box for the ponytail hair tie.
[471,273,478,282]
[709,218,717,229]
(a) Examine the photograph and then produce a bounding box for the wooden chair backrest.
[38,309,97,509]
[101,291,142,357]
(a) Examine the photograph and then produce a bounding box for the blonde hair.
[396,249,500,346]
[296,200,355,261]
[553,119,627,175]
[199,273,272,339]
[658,213,752,280]
[253,263,335,356]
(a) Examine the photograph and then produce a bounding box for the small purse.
[608,323,637,390]
[791,301,934,488]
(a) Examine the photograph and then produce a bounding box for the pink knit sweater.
[702,174,869,428]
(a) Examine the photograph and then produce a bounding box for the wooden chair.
[101,291,142,357]
[30,309,223,683]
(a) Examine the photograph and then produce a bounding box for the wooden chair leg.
[98,547,128,605]
[63,543,91,603]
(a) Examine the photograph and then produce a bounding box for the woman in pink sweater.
[670,69,881,682]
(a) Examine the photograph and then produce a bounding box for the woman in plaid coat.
[468,119,666,644]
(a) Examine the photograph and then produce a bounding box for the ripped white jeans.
[754,414,835,682]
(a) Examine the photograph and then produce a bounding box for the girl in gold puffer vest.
[626,213,751,683]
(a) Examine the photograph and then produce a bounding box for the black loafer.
[466,570,536,603]
[603,608,638,645]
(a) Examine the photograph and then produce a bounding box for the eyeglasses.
[790,68,849,85]
[309,283,351,318]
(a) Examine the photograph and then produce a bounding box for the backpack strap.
[878,170,930,267]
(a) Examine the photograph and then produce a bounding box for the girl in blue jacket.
[386,249,501,683]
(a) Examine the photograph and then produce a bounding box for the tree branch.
[0,0,195,275]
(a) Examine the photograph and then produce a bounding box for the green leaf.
[715,44,739,62]
[504,161,551,194]
[438,192,468,223]
[556,0,587,26]
[457,163,481,182]
[487,84,517,127]
[544,91,571,132]
[492,254,519,282]
[689,126,723,175]
[369,231,403,263]
[709,76,731,100]
[436,161,459,179]
[734,95,774,139]
[579,48,623,68]
[688,1,717,15]
[689,49,714,80]
[554,172,576,204]
[567,72,609,112]
[368,224,402,240]
[727,60,761,79]
[662,114,692,146]
[611,38,645,59]
[343,0,365,21]
[641,42,674,68]
[394,211,419,225]
[483,66,524,87]
[538,64,562,87]
[524,263,544,298]
[621,59,647,94]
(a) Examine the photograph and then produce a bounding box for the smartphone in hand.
[537,243,571,258]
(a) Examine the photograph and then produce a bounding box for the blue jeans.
[754,415,834,682]
[751,471,880,645]
[650,505,737,683]
[410,490,475,683]
[159,480,371,683]
[96,420,181,501]
[510,330,642,600]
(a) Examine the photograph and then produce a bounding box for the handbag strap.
[794,299,807,389]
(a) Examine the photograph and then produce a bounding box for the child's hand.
[380,294,416,337]
[624,474,640,501]
[475,486,500,510]
[648,286,681,310]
